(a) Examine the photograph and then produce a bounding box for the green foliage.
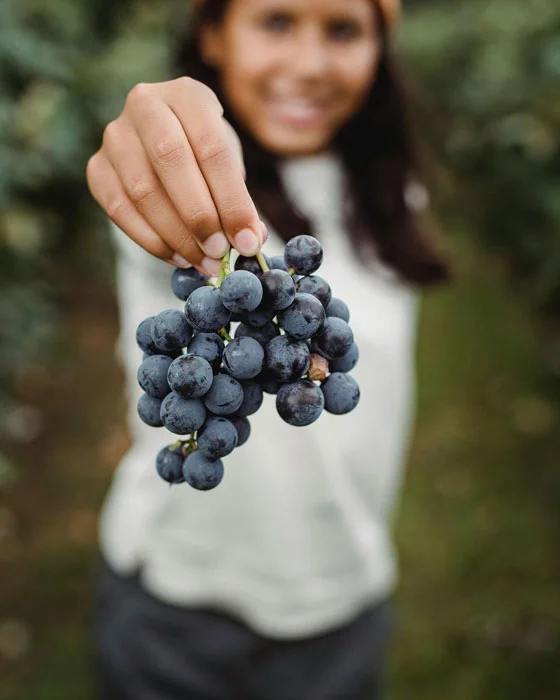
[0,0,181,473]
[400,0,560,316]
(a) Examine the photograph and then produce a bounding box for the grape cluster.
[135,235,360,491]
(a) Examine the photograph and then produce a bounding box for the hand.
[86,77,266,276]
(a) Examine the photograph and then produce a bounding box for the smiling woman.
[198,0,382,156]
[87,0,452,698]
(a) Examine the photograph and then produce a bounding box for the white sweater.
[99,152,420,639]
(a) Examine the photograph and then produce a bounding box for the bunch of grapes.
[135,235,360,491]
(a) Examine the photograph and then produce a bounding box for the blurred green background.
[1,0,559,698]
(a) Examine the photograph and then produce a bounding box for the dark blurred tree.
[400,0,560,319]
[0,0,182,482]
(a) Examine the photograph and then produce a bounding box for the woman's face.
[202,0,382,156]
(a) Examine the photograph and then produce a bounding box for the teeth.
[272,99,324,121]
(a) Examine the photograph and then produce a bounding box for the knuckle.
[126,82,152,108]
[221,200,254,227]
[187,208,219,236]
[196,136,228,166]
[106,196,132,221]
[184,77,219,105]
[102,120,119,148]
[150,138,189,168]
[173,75,197,92]
[150,238,173,260]
[176,230,200,258]
[126,176,158,205]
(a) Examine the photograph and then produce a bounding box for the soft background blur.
[1,0,559,698]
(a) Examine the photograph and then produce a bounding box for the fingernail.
[260,221,268,243]
[171,253,191,268]
[202,232,229,259]
[201,256,222,277]
[234,228,260,256]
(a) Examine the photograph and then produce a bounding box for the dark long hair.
[169,0,450,286]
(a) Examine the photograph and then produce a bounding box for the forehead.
[233,0,376,20]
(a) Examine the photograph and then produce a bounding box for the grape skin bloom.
[284,235,323,275]
[220,270,263,313]
[197,417,238,460]
[183,451,224,491]
[222,337,265,380]
[185,286,231,333]
[276,380,324,426]
[167,355,214,398]
[321,373,361,415]
[203,374,244,416]
[277,293,325,340]
[138,394,164,427]
[160,392,207,435]
[137,355,173,399]
[152,309,193,352]
[156,445,185,484]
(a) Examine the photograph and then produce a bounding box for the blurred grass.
[0,230,559,699]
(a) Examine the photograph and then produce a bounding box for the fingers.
[166,80,264,255]
[87,78,267,276]
[86,150,217,275]
[101,115,222,275]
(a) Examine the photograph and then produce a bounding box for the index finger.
[164,80,265,257]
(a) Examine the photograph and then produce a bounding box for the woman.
[86,1,449,698]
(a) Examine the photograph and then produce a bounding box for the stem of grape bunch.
[216,248,232,288]
[257,252,270,273]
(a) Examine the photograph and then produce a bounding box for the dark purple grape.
[203,374,244,416]
[296,275,332,309]
[156,444,185,483]
[152,309,193,352]
[234,254,270,277]
[236,381,264,417]
[240,304,276,329]
[220,270,263,313]
[235,321,280,345]
[197,417,238,460]
[185,286,231,333]
[326,297,350,323]
[160,392,207,435]
[171,268,207,301]
[268,255,288,272]
[258,370,283,395]
[329,343,359,373]
[137,355,173,399]
[183,451,224,491]
[222,337,264,380]
[276,380,324,426]
[136,317,158,354]
[138,394,164,427]
[167,355,213,398]
[277,293,325,340]
[265,336,310,382]
[284,235,323,275]
[187,333,224,365]
[260,270,296,311]
[314,317,353,359]
[228,416,251,446]
[321,373,360,415]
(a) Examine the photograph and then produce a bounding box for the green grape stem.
[219,327,233,342]
[257,252,270,273]
[216,248,232,288]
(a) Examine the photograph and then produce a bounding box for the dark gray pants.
[93,561,393,700]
